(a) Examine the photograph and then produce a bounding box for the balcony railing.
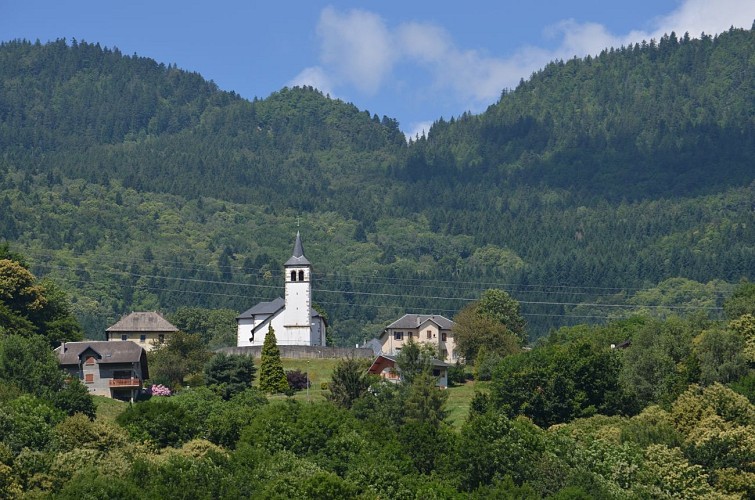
[109,378,141,387]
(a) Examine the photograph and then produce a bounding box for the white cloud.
[316,6,395,95]
[406,120,434,142]
[287,66,335,97]
[299,1,754,130]
[648,0,755,40]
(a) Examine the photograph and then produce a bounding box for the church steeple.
[285,231,311,267]
[284,232,312,331]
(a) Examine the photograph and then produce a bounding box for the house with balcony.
[379,314,458,361]
[55,341,148,402]
[105,311,178,352]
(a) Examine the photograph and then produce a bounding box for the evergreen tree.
[258,325,289,394]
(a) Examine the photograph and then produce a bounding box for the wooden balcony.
[109,378,141,387]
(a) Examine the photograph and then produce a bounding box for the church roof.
[237,297,285,319]
[284,231,311,267]
[106,311,178,332]
[237,296,325,323]
[385,314,455,330]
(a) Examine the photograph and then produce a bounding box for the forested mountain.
[0,27,753,344]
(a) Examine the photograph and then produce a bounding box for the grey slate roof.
[237,296,325,322]
[55,341,146,365]
[237,297,285,319]
[106,311,178,333]
[284,231,311,267]
[385,314,455,330]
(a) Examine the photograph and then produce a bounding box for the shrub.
[447,361,468,386]
[286,370,310,391]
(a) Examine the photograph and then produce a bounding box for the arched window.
[298,270,305,281]
[291,270,297,281]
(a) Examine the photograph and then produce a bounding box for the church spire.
[285,231,311,266]
[292,230,305,258]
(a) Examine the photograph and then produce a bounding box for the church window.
[299,270,304,281]
[291,271,297,281]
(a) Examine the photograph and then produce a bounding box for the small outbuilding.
[367,354,450,389]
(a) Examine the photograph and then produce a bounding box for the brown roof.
[106,311,178,333]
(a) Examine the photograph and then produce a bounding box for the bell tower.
[284,232,312,340]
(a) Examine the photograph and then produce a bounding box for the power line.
[41,264,725,316]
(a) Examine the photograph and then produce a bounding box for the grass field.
[275,358,481,427]
[94,395,127,421]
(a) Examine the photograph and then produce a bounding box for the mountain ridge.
[0,28,752,343]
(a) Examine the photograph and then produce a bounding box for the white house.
[236,232,327,347]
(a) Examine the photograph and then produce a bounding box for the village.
[54,232,461,401]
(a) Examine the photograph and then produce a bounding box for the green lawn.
[272,358,482,427]
[446,380,488,428]
[94,395,128,421]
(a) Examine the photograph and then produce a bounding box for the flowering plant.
[150,384,172,396]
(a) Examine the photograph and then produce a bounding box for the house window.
[140,334,146,343]
[121,334,128,341]
[426,330,432,340]
[408,332,413,339]
[84,373,94,384]
[441,332,447,342]
[85,356,95,365]
[158,334,165,344]
[298,270,304,281]
[433,369,441,377]
[394,331,403,341]
[291,271,297,281]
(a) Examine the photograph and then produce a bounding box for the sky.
[2,1,753,138]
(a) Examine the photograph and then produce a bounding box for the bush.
[286,370,310,391]
[448,361,468,386]
[116,400,199,448]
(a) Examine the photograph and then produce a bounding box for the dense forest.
[0,249,753,498]
[0,26,753,344]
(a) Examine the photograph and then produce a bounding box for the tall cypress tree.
[258,325,289,393]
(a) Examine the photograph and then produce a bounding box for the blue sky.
[2,1,753,138]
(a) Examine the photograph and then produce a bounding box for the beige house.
[105,311,178,351]
[55,341,148,402]
[379,314,458,361]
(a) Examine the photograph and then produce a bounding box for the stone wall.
[218,345,375,359]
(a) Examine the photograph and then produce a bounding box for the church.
[236,232,327,347]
